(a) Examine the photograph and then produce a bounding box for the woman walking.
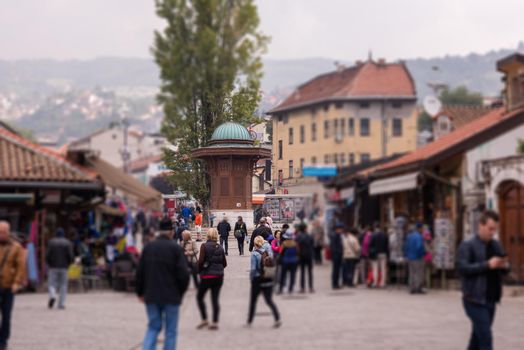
[234,216,248,255]
[247,236,281,328]
[182,230,199,288]
[196,228,227,330]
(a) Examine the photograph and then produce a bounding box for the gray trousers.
[408,260,424,292]
[48,268,69,307]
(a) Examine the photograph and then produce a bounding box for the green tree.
[517,139,524,154]
[154,0,268,206]
[439,85,483,106]
[417,111,433,132]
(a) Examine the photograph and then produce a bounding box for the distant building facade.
[267,58,419,205]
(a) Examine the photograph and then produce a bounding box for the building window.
[324,154,330,164]
[349,153,355,165]
[360,118,370,136]
[278,140,283,159]
[289,128,294,145]
[311,123,317,141]
[289,160,294,178]
[300,158,305,176]
[340,153,346,165]
[333,153,339,164]
[392,101,402,109]
[440,121,448,131]
[392,118,402,137]
[324,120,330,138]
[359,102,370,109]
[340,118,346,135]
[348,118,354,136]
[360,153,370,163]
[334,119,339,136]
[277,114,283,122]
[278,169,283,186]
[323,103,330,112]
[311,156,317,165]
[300,125,305,144]
[335,101,343,109]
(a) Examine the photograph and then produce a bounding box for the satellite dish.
[423,95,442,117]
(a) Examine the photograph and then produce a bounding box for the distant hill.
[1,42,523,141]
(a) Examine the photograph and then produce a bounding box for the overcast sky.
[1,0,523,61]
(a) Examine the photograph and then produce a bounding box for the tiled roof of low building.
[268,60,416,113]
[0,128,97,183]
[374,107,524,176]
[433,105,497,130]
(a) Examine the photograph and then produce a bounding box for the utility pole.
[119,103,131,173]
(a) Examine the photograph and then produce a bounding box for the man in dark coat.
[249,217,272,252]
[457,210,509,350]
[216,216,231,256]
[136,218,189,350]
[46,228,74,309]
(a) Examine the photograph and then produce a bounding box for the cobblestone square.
[10,247,524,350]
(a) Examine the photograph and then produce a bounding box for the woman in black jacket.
[196,228,227,330]
[234,216,248,255]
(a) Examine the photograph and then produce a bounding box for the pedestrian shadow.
[279,294,308,300]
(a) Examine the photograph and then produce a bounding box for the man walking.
[136,218,190,350]
[217,216,231,256]
[0,221,26,350]
[249,217,272,252]
[369,223,389,288]
[295,223,315,293]
[404,223,426,294]
[46,228,74,309]
[457,210,509,350]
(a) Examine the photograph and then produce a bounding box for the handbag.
[234,230,243,239]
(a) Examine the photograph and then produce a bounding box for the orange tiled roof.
[433,105,497,130]
[374,107,523,175]
[268,60,416,113]
[128,154,163,172]
[0,128,97,183]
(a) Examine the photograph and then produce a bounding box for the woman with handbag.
[196,228,227,330]
[182,230,199,288]
[234,216,247,256]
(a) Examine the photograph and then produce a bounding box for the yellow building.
[267,58,419,203]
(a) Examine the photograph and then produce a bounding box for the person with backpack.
[295,223,315,293]
[234,216,247,256]
[216,217,231,256]
[342,228,361,288]
[278,230,299,294]
[182,230,199,289]
[196,228,227,330]
[247,236,281,328]
[249,217,272,252]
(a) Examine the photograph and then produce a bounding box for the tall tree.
[154,0,268,206]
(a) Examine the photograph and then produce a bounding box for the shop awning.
[252,194,265,205]
[369,172,419,196]
[0,193,34,204]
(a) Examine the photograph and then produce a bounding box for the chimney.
[378,58,386,66]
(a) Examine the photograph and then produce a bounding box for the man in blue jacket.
[457,210,509,350]
[404,222,426,294]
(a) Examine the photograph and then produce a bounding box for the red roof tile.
[269,60,416,113]
[0,128,97,183]
[374,107,523,175]
[433,105,497,130]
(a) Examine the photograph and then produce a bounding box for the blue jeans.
[463,299,496,350]
[0,289,14,347]
[48,268,68,308]
[143,304,180,350]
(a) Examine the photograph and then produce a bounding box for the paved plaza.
[10,242,524,350]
